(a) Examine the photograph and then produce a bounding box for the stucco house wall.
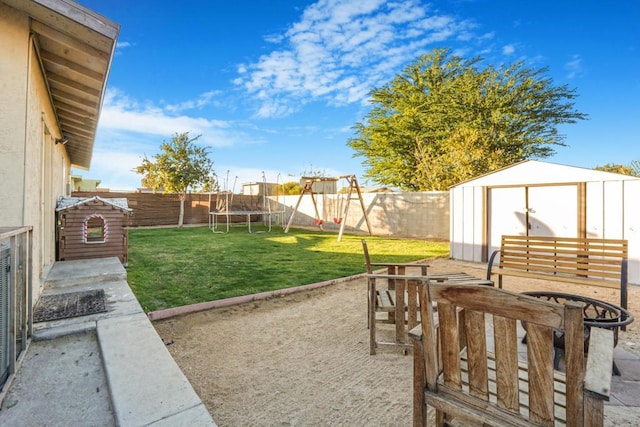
[1,3,69,293]
[0,0,119,303]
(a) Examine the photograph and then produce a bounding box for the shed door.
[488,184,579,257]
[527,185,578,237]
[488,187,527,256]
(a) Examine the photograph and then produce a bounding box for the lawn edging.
[147,273,367,321]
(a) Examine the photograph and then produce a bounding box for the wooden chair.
[409,282,614,427]
[362,239,427,355]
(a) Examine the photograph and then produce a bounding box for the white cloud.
[115,41,133,56]
[564,54,583,79]
[234,0,479,118]
[84,150,143,190]
[502,44,516,55]
[99,89,248,148]
[164,90,221,113]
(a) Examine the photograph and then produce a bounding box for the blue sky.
[76,0,640,191]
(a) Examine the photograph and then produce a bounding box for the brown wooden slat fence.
[71,192,268,227]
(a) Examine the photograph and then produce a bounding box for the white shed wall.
[450,185,485,262]
[623,181,640,284]
[586,181,605,237]
[450,187,465,259]
[603,181,624,237]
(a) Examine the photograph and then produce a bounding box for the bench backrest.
[489,235,628,310]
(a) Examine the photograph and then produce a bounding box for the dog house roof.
[56,196,132,213]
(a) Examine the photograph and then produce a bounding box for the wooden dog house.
[56,196,132,264]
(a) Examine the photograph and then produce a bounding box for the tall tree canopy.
[135,132,214,227]
[347,48,588,191]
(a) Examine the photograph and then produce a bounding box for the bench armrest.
[486,249,501,280]
[370,262,429,268]
[584,327,614,400]
[368,273,431,281]
[408,319,441,342]
[408,324,422,341]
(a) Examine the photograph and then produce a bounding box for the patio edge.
[147,273,367,321]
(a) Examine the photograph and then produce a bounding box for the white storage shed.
[450,160,640,284]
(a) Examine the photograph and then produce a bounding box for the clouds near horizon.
[99,89,253,149]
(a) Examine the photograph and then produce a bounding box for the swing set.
[284,174,372,241]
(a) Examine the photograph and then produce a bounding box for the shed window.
[84,215,106,243]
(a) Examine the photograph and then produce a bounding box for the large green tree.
[135,132,214,227]
[348,48,588,190]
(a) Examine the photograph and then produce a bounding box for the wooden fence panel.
[71,192,266,227]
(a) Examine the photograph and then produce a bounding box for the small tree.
[135,132,214,227]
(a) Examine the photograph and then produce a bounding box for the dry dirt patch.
[154,259,640,426]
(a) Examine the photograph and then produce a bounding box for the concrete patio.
[0,257,215,426]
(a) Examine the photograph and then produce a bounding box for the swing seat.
[315,219,323,225]
[333,218,342,224]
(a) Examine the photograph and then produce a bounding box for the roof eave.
[2,0,120,169]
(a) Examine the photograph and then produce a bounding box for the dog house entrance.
[84,215,106,243]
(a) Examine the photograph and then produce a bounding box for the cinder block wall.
[276,192,449,240]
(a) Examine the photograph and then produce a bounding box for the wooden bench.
[409,282,614,427]
[486,235,629,316]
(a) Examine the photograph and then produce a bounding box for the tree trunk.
[178,196,185,228]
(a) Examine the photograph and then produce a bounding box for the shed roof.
[56,196,131,212]
[2,0,119,169]
[452,160,640,188]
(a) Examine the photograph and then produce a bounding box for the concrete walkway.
[0,257,215,426]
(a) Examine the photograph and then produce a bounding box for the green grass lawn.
[126,225,449,312]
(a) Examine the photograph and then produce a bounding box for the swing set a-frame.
[284,174,372,241]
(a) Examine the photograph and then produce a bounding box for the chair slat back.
[418,282,586,426]
[361,239,374,274]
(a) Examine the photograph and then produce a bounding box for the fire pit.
[521,291,634,374]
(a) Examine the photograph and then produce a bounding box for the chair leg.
[367,282,374,329]
[370,320,376,355]
[370,295,376,355]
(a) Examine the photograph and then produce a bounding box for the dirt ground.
[153,259,640,426]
